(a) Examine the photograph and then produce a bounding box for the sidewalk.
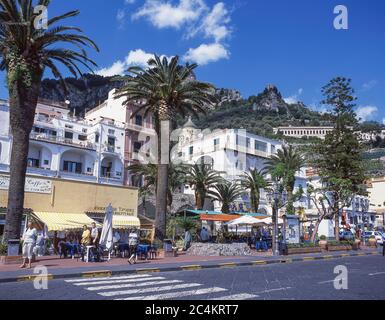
[0,247,381,283]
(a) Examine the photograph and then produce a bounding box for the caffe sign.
[0,175,52,194]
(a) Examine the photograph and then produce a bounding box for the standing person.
[200,227,210,243]
[80,225,91,262]
[20,221,37,269]
[128,228,139,264]
[90,222,99,246]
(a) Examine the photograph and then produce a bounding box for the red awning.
[200,214,241,222]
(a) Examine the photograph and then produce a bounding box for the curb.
[0,251,380,284]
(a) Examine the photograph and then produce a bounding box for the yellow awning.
[112,215,140,229]
[32,212,101,232]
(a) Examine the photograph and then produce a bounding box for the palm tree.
[238,169,270,213]
[115,56,216,239]
[185,163,223,210]
[0,0,98,241]
[209,182,244,214]
[127,163,187,209]
[266,145,304,213]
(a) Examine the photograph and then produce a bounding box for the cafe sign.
[0,175,52,194]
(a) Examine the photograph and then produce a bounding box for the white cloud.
[356,105,378,122]
[125,0,136,4]
[284,88,304,104]
[184,43,229,65]
[96,60,127,77]
[132,0,206,29]
[361,80,377,91]
[383,118,385,125]
[96,49,172,76]
[187,2,231,42]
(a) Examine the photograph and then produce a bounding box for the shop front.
[0,173,139,237]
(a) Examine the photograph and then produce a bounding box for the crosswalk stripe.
[209,293,259,300]
[86,280,183,291]
[74,276,166,286]
[65,274,152,283]
[99,283,203,297]
[116,287,227,300]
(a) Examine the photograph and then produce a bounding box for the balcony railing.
[30,132,96,150]
[125,123,155,135]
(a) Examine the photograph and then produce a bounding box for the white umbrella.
[99,204,114,260]
[227,215,261,226]
[258,217,284,225]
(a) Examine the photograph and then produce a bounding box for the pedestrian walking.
[128,228,139,264]
[20,221,37,269]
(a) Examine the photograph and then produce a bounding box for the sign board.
[285,215,300,244]
[0,175,52,194]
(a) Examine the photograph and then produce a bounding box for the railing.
[125,123,156,134]
[30,132,96,150]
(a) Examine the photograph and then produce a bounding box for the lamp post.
[267,186,288,256]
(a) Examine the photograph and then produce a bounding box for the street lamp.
[267,186,288,256]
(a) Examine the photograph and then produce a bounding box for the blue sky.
[1,0,385,123]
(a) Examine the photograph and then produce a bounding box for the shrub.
[0,243,7,255]
[319,235,327,241]
[327,240,353,247]
[287,243,320,249]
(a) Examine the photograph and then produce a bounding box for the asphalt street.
[1,254,384,300]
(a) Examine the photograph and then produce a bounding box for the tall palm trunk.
[155,114,170,240]
[195,191,204,210]
[5,80,40,241]
[250,190,260,213]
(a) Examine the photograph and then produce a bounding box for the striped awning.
[112,215,140,229]
[32,212,101,232]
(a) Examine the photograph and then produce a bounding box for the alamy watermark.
[334,5,348,30]
[4,5,48,30]
[33,265,49,290]
[333,265,348,290]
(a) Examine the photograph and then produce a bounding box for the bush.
[287,243,320,249]
[0,242,7,255]
[327,240,353,247]
[319,235,327,241]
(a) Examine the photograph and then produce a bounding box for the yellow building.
[0,173,142,233]
[368,177,385,229]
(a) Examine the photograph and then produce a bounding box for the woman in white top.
[20,221,37,269]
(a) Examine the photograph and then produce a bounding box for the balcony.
[59,171,97,182]
[30,132,96,150]
[125,123,155,135]
[27,166,56,177]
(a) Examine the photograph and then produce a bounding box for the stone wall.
[186,243,252,256]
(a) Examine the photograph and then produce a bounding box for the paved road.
[1,255,384,300]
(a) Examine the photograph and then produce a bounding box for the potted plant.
[368,235,377,247]
[319,235,328,249]
[152,239,165,258]
[327,240,353,251]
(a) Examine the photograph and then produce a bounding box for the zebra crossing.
[65,273,259,300]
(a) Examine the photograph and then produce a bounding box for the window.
[27,158,39,168]
[236,135,239,145]
[63,161,82,174]
[95,134,99,143]
[108,129,115,135]
[65,124,73,129]
[82,128,88,133]
[189,146,194,155]
[254,140,267,152]
[43,160,49,165]
[214,138,220,150]
[246,137,251,148]
[135,115,143,126]
[64,131,73,140]
[78,135,87,141]
[133,142,142,153]
[87,167,92,173]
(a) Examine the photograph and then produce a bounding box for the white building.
[84,89,156,186]
[174,119,284,213]
[0,99,126,186]
[273,126,334,139]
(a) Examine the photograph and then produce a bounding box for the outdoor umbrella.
[226,215,261,226]
[257,217,284,225]
[226,215,262,234]
[99,204,114,260]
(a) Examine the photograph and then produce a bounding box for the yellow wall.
[368,177,385,211]
[0,174,138,216]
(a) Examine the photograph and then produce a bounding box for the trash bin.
[7,239,20,256]
[163,239,173,252]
